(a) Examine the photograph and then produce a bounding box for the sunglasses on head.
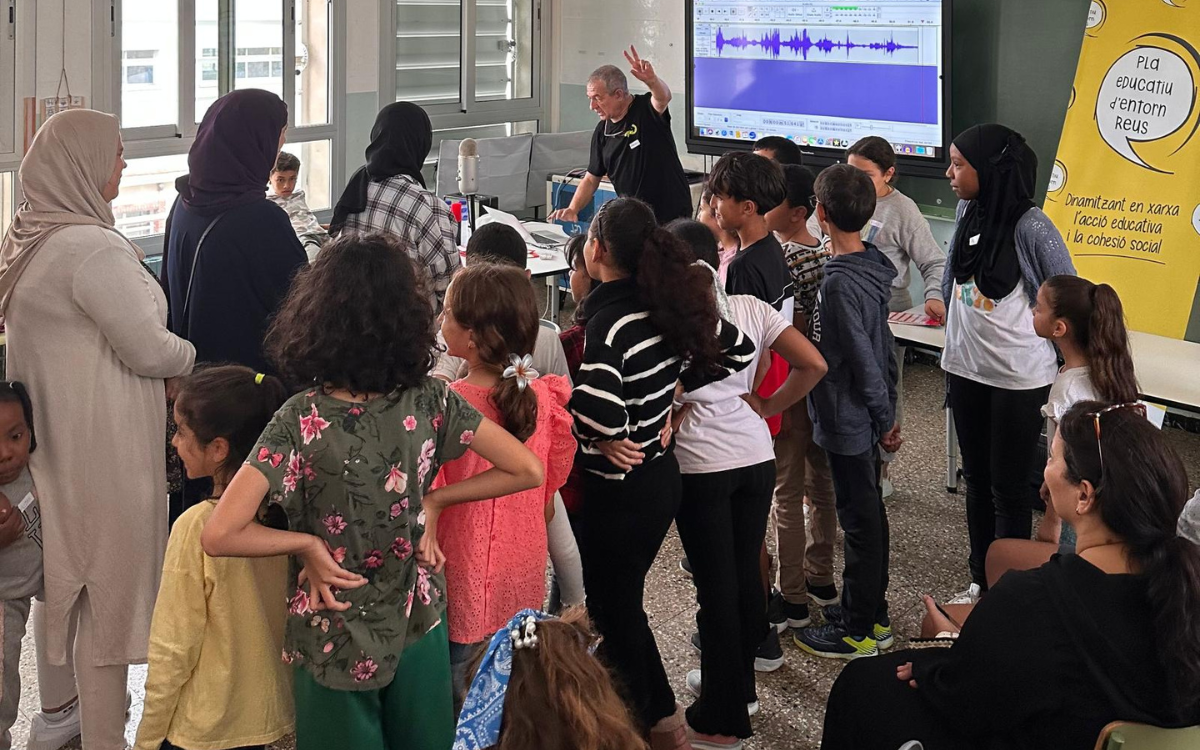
[1087,402,1146,481]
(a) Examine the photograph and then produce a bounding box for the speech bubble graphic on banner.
[1088,1,1107,29]
[1048,161,1068,196]
[1162,0,1187,7]
[1096,40,1198,172]
[1192,204,1200,236]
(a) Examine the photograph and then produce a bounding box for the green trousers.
[293,620,455,750]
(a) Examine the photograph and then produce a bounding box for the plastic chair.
[1094,721,1200,750]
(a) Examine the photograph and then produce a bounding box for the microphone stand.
[465,193,482,233]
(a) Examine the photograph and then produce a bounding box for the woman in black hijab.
[331,102,457,311]
[163,89,307,373]
[938,124,1075,599]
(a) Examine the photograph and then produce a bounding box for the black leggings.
[947,374,1051,587]
[579,452,681,732]
[677,461,775,739]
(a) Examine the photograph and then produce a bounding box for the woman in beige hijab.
[0,109,195,749]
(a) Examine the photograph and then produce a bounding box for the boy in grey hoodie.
[794,164,901,660]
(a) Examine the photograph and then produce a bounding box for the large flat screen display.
[686,0,951,172]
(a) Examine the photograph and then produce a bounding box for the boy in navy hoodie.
[794,163,901,660]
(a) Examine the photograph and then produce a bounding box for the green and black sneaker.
[793,622,878,660]
[824,605,894,650]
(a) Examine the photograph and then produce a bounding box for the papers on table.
[888,308,942,327]
[477,206,570,249]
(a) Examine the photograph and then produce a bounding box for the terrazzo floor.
[10,359,1200,750]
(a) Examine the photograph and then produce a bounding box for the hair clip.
[254,373,265,385]
[510,616,539,650]
[502,354,539,391]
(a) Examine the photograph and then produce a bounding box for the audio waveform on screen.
[714,28,919,59]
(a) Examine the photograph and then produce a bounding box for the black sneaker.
[680,556,694,578]
[782,599,811,628]
[767,588,788,633]
[754,629,784,672]
[807,581,839,607]
[794,622,878,660]
[824,605,893,650]
[691,631,702,653]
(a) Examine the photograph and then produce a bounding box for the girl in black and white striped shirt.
[569,197,753,748]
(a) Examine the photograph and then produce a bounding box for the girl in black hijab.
[330,102,457,311]
[939,124,1075,599]
[330,101,431,231]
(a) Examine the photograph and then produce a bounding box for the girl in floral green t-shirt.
[201,233,545,750]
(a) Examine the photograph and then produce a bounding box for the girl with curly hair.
[569,197,755,750]
[200,232,545,750]
[434,262,576,702]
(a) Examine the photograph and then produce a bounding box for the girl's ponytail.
[444,263,540,443]
[492,365,539,443]
[175,366,290,482]
[1043,275,1138,403]
[1086,282,1138,403]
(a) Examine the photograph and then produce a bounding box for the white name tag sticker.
[17,492,34,512]
[629,139,641,150]
[968,234,981,246]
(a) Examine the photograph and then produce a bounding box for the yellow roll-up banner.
[1044,0,1200,339]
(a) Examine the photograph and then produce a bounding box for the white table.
[461,220,573,322]
[888,321,1200,491]
[522,221,573,322]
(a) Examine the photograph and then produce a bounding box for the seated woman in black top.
[569,197,754,749]
[162,89,307,375]
[822,400,1200,750]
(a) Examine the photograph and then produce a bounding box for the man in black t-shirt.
[548,47,692,225]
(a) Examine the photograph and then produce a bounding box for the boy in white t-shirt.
[667,220,827,748]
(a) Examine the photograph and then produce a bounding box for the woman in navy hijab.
[162,89,307,375]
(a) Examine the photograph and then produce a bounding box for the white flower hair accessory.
[502,353,539,391]
[1178,489,1200,546]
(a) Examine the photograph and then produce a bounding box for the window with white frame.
[107,0,340,244]
[387,0,547,174]
[0,171,15,238]
[0,0,20,163]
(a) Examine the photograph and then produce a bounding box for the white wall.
[33,0,94,103]
[552,0,702,169]
[346,0,378,95]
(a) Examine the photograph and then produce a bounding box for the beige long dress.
[5,225,195,665]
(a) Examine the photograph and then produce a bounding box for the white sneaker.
[26,700,82,750]
[881,477,895,499]
[947,583,982,605]
[686,669,760,717]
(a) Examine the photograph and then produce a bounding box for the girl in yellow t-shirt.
[135,366,292,750]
